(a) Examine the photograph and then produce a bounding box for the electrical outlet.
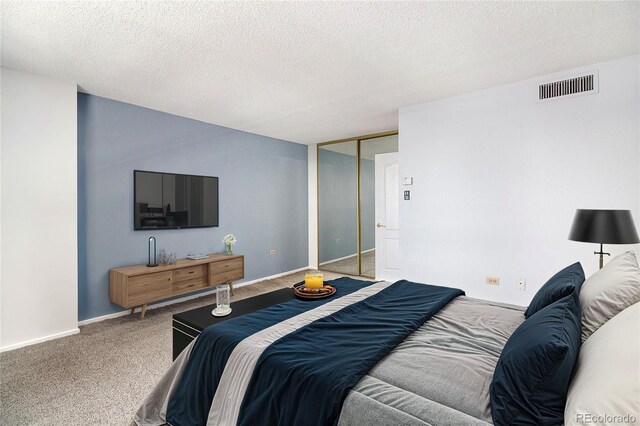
[269,249,276,256]
[486,277,500,286]
[517,278,526,291]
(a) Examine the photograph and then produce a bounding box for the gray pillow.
[580,251,640,343]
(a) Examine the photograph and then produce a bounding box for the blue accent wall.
[77,94,308,321]
[318,149,374,264]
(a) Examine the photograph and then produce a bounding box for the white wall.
[308,144,318,269]
[1,67,78,351]
[399,55,640,306]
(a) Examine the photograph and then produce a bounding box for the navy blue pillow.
[490,290,581,426]
[524,262,584,318]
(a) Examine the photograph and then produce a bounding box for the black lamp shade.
[568,209,640,244]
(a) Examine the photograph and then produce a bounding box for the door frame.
[316,130,398,277]
[374,152,400,281]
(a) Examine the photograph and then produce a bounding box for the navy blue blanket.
[167,277,374,425]
[238,280,463,425]
[167,278,463,426]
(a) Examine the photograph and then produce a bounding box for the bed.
[135,251,640,426]
[339,296,523,426]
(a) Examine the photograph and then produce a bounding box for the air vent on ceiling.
[538,72,598,101]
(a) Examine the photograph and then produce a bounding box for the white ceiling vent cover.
[538,72,599,101]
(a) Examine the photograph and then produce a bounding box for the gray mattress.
[338,296,525,426]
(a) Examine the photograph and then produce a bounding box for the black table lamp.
[568,209,640,269]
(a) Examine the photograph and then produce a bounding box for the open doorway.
[318,132,398,279]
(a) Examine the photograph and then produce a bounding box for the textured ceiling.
[2,1,638,145]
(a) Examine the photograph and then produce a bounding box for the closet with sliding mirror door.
[318,131,398,279]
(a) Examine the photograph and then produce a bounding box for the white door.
[375,153,400,281]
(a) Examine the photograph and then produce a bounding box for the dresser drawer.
[210,270,244,285]
[172,277,208,295]
[209,258,243,276]
[127,271,173,306]
[173,265,206,282]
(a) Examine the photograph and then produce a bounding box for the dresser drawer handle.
[188,271,195,274]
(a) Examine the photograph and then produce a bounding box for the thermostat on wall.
[402,177,413,186]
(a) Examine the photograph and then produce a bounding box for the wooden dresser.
[109,254,244,319]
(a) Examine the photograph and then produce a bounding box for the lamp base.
[594,243,610,269]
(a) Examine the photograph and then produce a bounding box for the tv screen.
[134,170,219,230]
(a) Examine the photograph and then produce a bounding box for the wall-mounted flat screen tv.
[134,170,219,230]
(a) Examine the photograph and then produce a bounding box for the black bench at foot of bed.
[172,287,296,360]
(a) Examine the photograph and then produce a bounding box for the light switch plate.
[517,278,526,291]
[402,177,413,186]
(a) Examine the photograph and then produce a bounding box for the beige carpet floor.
[0,269,354,425]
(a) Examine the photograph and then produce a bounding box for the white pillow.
[565,302,640,425]
[580,251,640,343]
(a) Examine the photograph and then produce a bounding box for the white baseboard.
[0,328,80,353]
[319,248,375,266]
[78,266,310,327]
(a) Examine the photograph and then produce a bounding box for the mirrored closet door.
[318,132,398,278]
[318,140,359,276]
